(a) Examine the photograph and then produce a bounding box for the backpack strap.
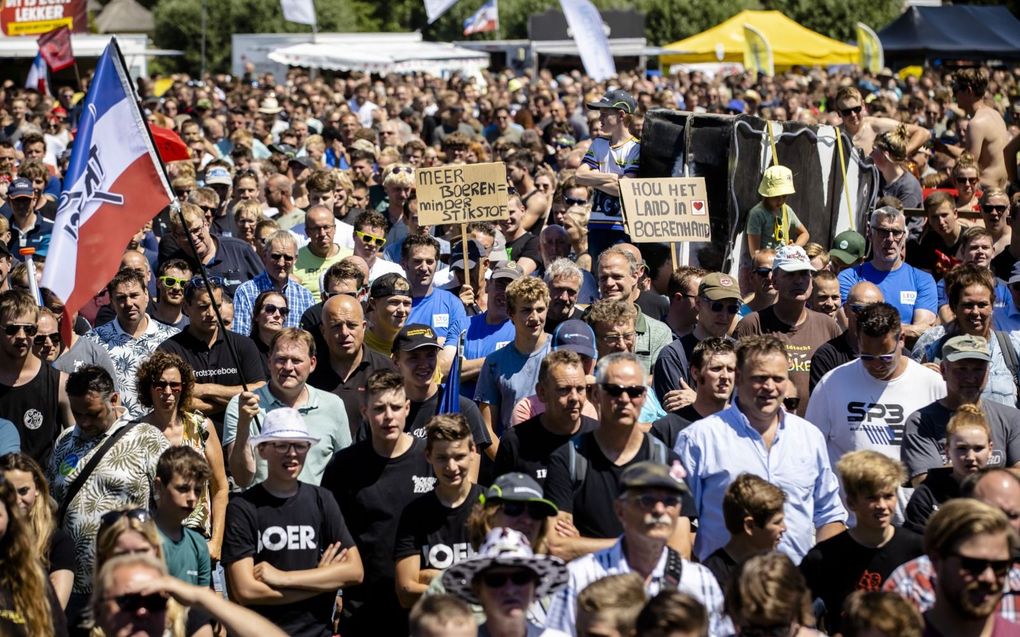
[663,546,684,589]
[994,330,1020,408]
[56,422,140,525]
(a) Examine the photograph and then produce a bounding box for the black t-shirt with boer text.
[543,433,696,539]
[321,437,435,634]
[734,306,842,416]
[494,415,599,485]
[393,483,484,571]
[222,482,355,637]
[800,528,923,634]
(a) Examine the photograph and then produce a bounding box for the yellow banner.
[856,22,884,75]
[743,24,774,77]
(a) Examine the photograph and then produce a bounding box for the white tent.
[266,33,489,75]
[0,34,176,77]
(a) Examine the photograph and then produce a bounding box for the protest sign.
[416,161,509,226]
[621,177,711,243]
[1,0,86,35]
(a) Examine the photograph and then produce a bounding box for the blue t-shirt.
[475,339,551,437]
[462,312,516,398]
[0,418,19,456]
[409,288,469,346]
[838,261,937,324]
[936,278,1010,311]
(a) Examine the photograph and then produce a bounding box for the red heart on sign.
[692,200,706,215]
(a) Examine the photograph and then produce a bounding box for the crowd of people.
[1,57,1020,637]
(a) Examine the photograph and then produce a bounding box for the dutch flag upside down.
[42,39,173,338]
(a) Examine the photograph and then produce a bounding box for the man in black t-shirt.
[158,278,266,430]
[356,324,489,460]
[494,350,597,485]
[222,408,364,637]
[393,413,483,609]
[543,352,695,562]
[308,294,395,438]
[500,193,541,276]
[322,370,434,636]
[300,260,367,365]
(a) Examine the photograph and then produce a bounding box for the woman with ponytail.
[872,125,924,210]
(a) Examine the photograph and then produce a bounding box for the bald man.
[810,281,885,391]
[294,205,353,298]
[308,294,396,438]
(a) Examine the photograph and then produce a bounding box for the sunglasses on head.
[389,166,413,176]
[183,276,224,294]
[953,553,1012,579]
[355,230,387,248]
[159,275,188,289]
[109,592,168,615]
[783,396,801,411]
[262,303,290,317]
[4,323,37,337]
[33,332,60,347]
[600,383,646,399]
[498,500,553,519]
[839,105,863,116]
[99,508,151,532]
[480,570,537,588]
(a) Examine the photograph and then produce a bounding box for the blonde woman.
[562,204,591,271]
[0,452,74,609]
[952,153,982,213]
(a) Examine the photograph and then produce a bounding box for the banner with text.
[416,161,509,226]
[1,0,86,35]
[621,177,711,243]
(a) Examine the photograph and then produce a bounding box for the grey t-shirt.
[53,336,119,389]
[902,399,1020,479]
[474,339,551,438]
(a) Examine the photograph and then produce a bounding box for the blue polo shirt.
[408,287,469,347]
[838,261,937,324]
[462,312,515,398]
[10,213,53,257]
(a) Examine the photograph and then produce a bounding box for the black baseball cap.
[392,323,442,353]
[370,273,411,300]
[586,89,636,114]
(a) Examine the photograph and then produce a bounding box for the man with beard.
[735,245,841,416]
[461,264,521,400]
[806,303,946,522]
[919,499,1019,634]
[545,462,729,637]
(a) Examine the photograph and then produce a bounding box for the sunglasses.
[629,494,681,509]
[499,501,552,519]
[956,176,980,185]
[389,166,413,175]
[4,323,37,337]
[859,351,897,363]
[564,197,587,206]
[109,592,168,615]
[269,252,296,263]
[480,570,537,588]
[839,105,863,116]
[783,396,801,411]
[984,204,1009,214]
[953,553,1012,579]
[705,299,740,314]
[356,230,387,248]
[159,275,188,289]
[33,333,60,347]
[99,508,151,532]
[268,441,311,453]
[153,380,183,392]
[262,303,290,317]
[752,267,772,277]
[600,383,646,399]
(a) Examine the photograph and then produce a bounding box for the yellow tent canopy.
[661,10,858,68]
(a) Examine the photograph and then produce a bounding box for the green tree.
[153,0,360,74]
[762,0,901,43]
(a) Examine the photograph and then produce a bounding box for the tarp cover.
[268,39,489,75]
[660,10,858,68]
[878,6,1020,62]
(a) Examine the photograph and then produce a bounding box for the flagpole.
[111,37,260,404]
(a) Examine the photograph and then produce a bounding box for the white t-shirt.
[367,257,405,284]
[806,357,946,523]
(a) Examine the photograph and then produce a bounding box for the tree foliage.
[151,0,905,74]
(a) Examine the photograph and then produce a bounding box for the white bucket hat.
[249,408,320,447]
[441,527,568,605]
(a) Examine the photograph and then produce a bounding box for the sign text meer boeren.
[416,161,509,226]
[621,177,711,243]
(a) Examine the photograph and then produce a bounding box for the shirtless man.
[947,68,1009,189]
[835,86,930,158]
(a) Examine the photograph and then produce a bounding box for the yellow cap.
[758,165,796,198]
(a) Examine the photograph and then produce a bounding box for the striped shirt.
[230,271,314,337]
[582,136,640,230]
[544,538,732,636]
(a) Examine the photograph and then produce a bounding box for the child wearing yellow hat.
[746,165,810,255]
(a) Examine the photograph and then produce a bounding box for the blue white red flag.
[25,53,48,94]
[42,38,173,338]
[463,0,498,35]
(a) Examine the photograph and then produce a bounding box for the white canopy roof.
[0,34,177,77]
[268,35,489,75]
